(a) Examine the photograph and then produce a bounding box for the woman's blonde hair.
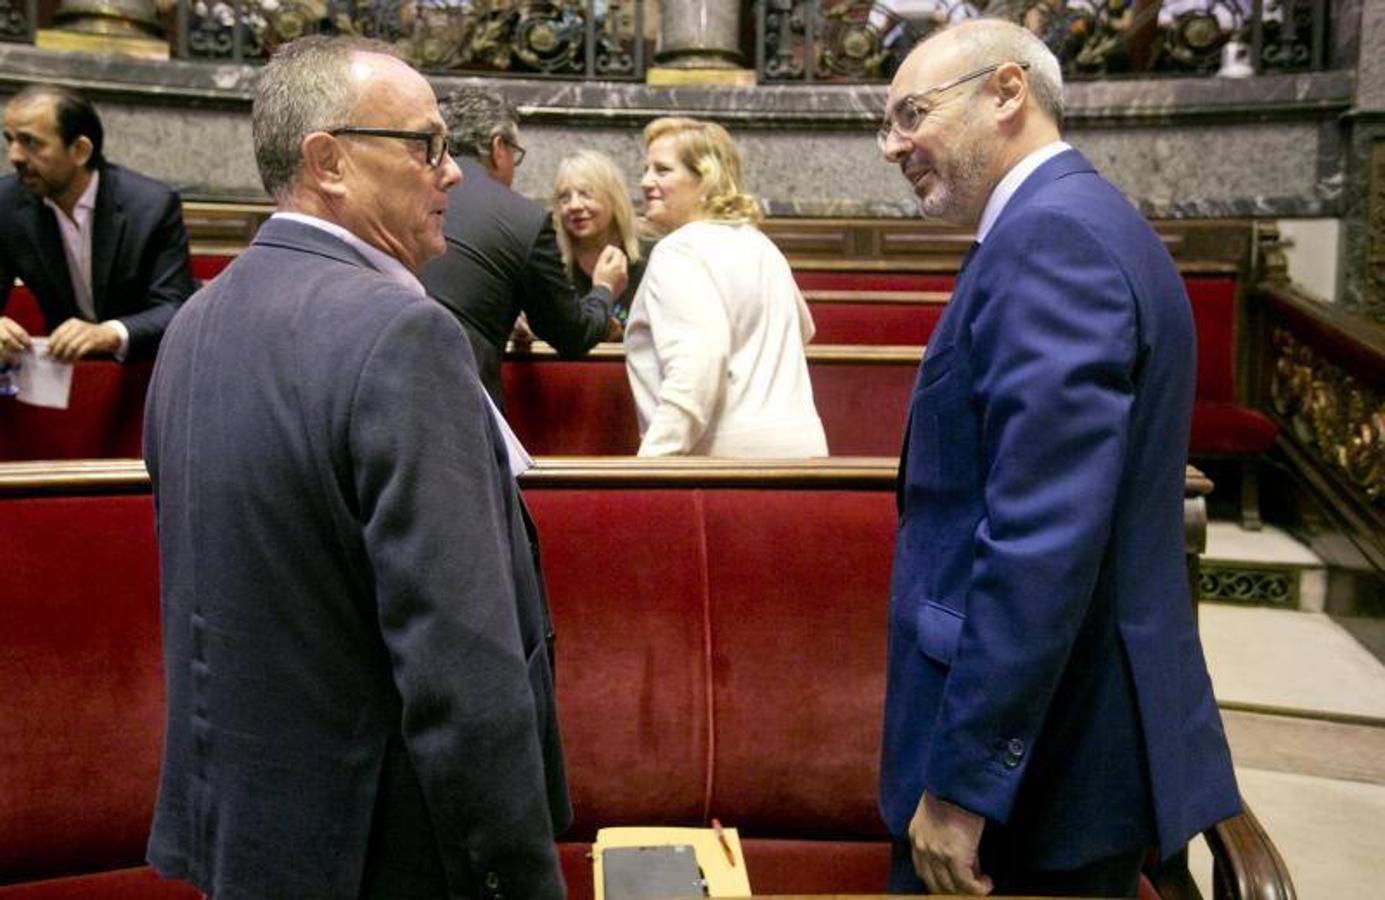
[550,149,642,277]
[642,116,763,226]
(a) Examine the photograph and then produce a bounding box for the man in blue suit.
[145,36,569,899]
[878,19,1239,897]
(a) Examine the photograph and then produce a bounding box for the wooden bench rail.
[1204,805,1297,900]
[6,457,1210,492]
[503,342,926,364]
[801,289,951,305]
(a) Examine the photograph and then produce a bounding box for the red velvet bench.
[0,458,1292,899]
[501,343,918,457]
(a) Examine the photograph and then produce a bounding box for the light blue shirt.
[975,141,1072,244]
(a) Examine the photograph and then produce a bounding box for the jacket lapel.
[988,148,1097,236]
[90,167,123,317]
[19,191,77,315]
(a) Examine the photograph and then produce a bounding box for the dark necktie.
[958,240,981,274]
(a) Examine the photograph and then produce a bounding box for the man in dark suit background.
[419,87,627,407]
[0,84,194,362]
[145,36,569,899]
[877,19,1240,897]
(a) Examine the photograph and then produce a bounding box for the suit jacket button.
[484,871,501,891]
[1003,738,1024,768]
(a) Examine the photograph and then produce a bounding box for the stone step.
[1220,705,1385,785]
[1201,520,1327,611]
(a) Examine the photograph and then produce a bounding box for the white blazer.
[625,220,828,457]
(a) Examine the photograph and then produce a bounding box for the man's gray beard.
[917,131,989,224]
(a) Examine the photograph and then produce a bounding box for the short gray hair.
[251,35,398,199]
[439,88,518,165]
[930,18,1065,126]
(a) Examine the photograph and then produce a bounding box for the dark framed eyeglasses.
[327,127,451,167]
[876,61,1030,150]
[504,136,527,168]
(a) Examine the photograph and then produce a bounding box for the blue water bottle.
[0,359,19,397]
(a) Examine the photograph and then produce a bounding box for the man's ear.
[485,134,506,176]
[301,131,347,197]
[70,135,94,168]
[993,61,1028,120]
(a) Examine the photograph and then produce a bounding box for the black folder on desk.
[602,844,707,899]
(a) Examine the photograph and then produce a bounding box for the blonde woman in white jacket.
[627,117,827,457]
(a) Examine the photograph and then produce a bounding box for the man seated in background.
[0,84,194,362]
[419,87,627,408]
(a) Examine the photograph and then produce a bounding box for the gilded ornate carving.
[178,0,639,77]
[756,0,1326,83]
[1270,328,1385,505]
[1,0,33,41]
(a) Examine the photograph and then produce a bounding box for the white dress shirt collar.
[271,211,427,298]
[975,141,1071,244]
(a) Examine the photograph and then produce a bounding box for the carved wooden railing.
[1254,282,1385,579]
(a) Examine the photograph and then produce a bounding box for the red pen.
[710,817,736,867]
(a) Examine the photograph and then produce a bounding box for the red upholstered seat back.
[702,490,894,837]
[502,353,916,458]
[189,255,235,285]
[0,494,163,884]
[0,361,152,461]
[530,489,712,838]
[526,485,896,841]
[5,285,46,336]
[503,358,638,455]
[794,271,955,293]
[807,301,941,345]
[1185,276,1239,403]
[810,360,913,456]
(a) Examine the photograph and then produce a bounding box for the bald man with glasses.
[877,19,1239,898]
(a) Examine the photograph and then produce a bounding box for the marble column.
[1341,0,1385,320]
[647,0,753,86]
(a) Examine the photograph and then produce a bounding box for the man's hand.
[0,316,33,360]
[47,319,122,362]
[909,791,993,896]
[591,245,629,299]
[510,313,536,347]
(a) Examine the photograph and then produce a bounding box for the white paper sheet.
[15,339,74,409]
[482,389,534,476]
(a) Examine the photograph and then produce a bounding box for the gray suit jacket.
[145,217,570,900]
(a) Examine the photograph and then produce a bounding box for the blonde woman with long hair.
[551,149,645,327]
[627,117,826,457]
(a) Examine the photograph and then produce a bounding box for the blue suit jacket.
[0,163,195,359]
[880,150,1239,869]
[145,218,570,899]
